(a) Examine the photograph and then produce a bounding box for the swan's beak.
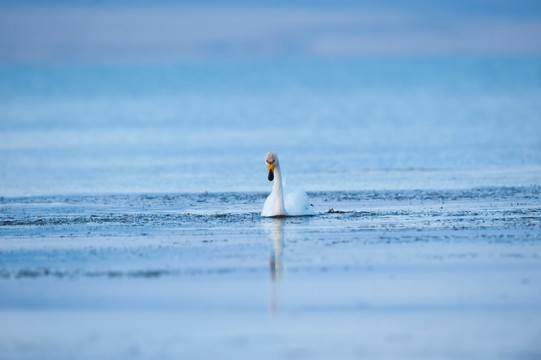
[267,163,274,181]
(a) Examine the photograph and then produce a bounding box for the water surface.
[1,56,541,359]
[1,58,540,195]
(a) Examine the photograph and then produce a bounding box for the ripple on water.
[0,186,540,234]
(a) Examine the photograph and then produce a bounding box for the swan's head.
[265,151,277,181]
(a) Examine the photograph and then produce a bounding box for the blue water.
[2,1,541,358]
[1,56,541,359]
[1,184,540,359]
[1,57,540,196]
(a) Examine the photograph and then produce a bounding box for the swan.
[261,151,315,217]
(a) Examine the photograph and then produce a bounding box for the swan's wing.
[284,188,315,216]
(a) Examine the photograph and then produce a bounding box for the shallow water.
[1,187,540,358]
[1,55,541,358]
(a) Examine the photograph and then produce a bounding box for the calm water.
[1,186,541,359]
[1,57,541,359]
[1,57,540,195]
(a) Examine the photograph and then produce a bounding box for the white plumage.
[261,151,315,217]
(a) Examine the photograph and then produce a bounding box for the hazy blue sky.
[1,0,541,63]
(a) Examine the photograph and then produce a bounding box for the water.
[1,58,540,195]
[1,57,541,359]
[1,187,540,358]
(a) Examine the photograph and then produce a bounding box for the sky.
[1,0,541,63]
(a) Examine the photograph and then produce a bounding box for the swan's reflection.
[268,217,284,313]
[269,217,284,281]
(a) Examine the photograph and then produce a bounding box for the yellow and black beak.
[267,162,275,181]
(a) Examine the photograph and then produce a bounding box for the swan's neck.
[272,164,287,216]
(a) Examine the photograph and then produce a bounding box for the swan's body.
[261,152,315,217]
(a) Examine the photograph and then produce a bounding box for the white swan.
[261,151,315,217]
